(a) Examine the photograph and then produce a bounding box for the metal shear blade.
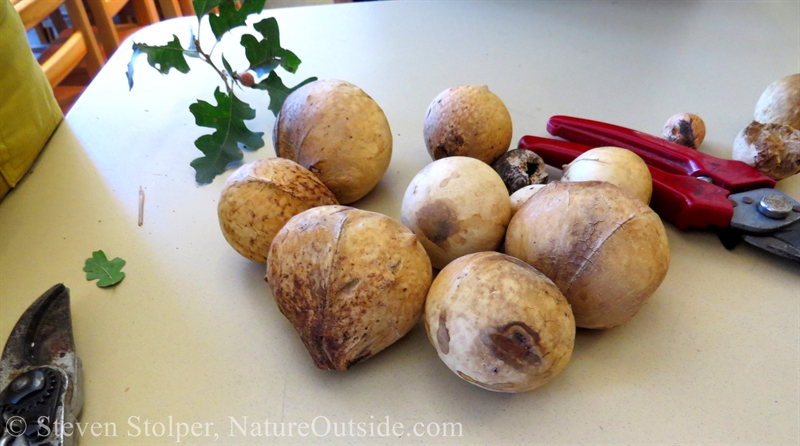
[0,284,82,446]
[743,224,800,262]
[726,188,800,262]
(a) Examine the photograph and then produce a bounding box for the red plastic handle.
[518,136,734,229]
[546,116,776,193]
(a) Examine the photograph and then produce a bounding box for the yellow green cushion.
[0,0,63,199]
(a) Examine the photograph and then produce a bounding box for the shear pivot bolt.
[758,194,792,219]
[10,370,43,392]
[10,375,30,392]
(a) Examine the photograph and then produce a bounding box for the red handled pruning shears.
[519,116,800,262]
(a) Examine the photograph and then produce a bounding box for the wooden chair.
[86,0,161,56]
[158,0,194,18]
[13,0,105,88]
[86,0,195,57]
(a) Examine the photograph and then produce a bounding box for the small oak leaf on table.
[84,250,126,288]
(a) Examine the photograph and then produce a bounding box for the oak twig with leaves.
[126,0,316,184]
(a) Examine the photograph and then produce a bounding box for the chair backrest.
[13,0,104,88]
[159,0,194,18]
[86,0,161,57]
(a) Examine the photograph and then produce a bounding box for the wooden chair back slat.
[14,0,63,31]
[87,0,160,56]
[14,0,104,90]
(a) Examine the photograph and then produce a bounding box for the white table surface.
[2,1,799,444]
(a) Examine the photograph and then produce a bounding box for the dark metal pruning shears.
[519,116,800,263]
[0,284,82,446]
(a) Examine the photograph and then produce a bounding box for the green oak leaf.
[190,133,242,184]
[240,18,301,77]
[221,55,235,79]
[84,251,126,288]
[252,72,317,116]
[192,0,221,21]
[208,0,267,41]
[240,35,278,76]
[127,36,190,90]
[254,17,301,73]
[189,87,264,183]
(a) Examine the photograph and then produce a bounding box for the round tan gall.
[732,120,800,180]
[754,73,800,129]
[273,79,392,204]
[266,206,433,370]
[217,158,338,263]
[510,184,545,215]
[424,252,575,393]
[401,157,511,269]
[561,146,653,204]
[423,85,512,165]
[663,113,706,149]
[505,181,670,329]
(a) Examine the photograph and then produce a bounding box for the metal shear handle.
[546,115,776,192]
[518,136,734,230]
[0,284,82,446]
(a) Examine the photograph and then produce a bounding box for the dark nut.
[492,149,548,194]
